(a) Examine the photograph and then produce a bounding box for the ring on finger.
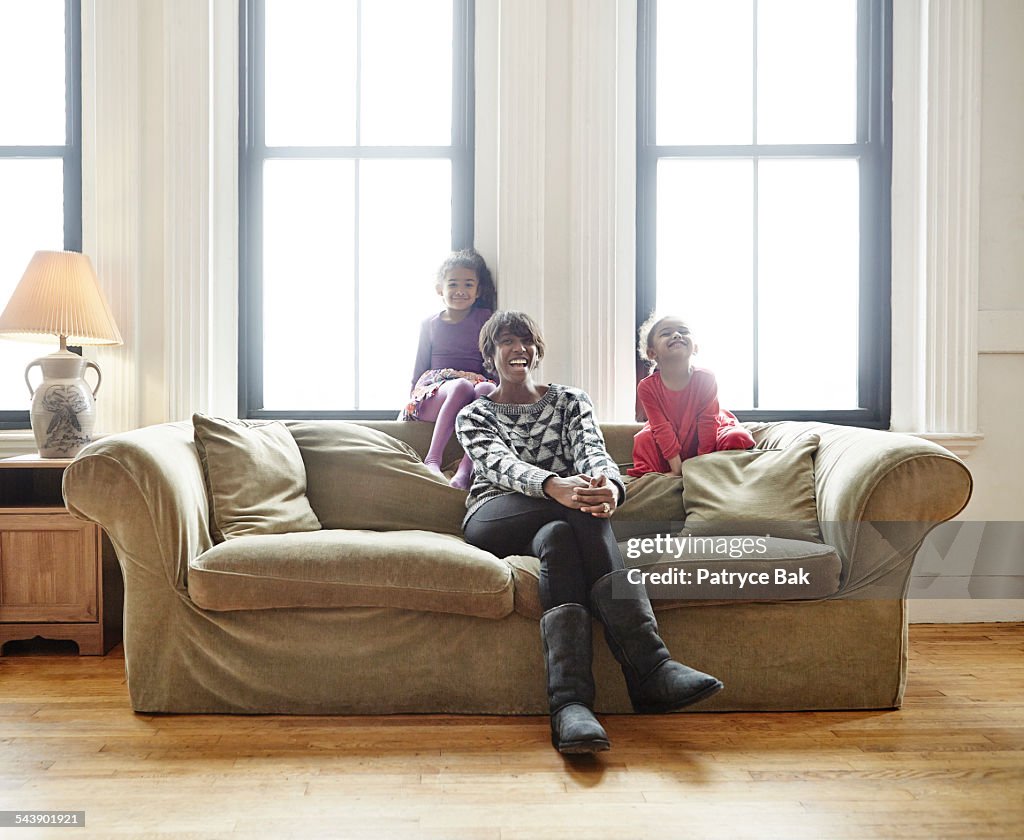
[602,502,610,514]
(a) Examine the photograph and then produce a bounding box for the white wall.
[909,0,1024,622]
[1,0,1020,620]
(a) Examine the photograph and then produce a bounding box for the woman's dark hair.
[437,248,497,310]
[479,311,546,372]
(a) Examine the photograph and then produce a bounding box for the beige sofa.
[62,419,971,715]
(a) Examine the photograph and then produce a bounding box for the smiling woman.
[455,311,723,755]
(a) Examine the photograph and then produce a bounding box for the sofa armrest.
[750,422,973,594]
[63,422,213,593]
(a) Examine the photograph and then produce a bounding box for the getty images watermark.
[612,521,1024,600]
[619,533,817,595]
[626,534,770,561]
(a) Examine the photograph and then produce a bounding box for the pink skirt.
[400,369,492,421]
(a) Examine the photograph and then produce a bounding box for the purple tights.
[417,378,496,489]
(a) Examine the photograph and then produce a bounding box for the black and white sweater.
[455,384,625,523]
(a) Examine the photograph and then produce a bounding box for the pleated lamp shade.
[0,251,123,346]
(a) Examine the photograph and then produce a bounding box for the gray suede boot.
[590,570,724,714]
[539,604,611,754]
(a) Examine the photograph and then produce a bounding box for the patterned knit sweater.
[455,384,625,523]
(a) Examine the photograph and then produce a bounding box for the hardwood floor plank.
[0,622,1021,839]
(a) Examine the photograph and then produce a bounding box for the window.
[240,0,475,419]
[637,0,891,426]
[0,0,81,429]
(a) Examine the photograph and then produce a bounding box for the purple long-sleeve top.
[410,307,494,389]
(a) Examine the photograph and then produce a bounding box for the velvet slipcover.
[62,419,972,714]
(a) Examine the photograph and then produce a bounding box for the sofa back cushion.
[193,414,321,543]
[682,434,822,543]
[287,421,469,536]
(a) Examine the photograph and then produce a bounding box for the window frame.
[0,0,82,430]
[238,0,476,420]
[635,0,892,428]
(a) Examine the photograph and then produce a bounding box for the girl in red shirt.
[628,314,754,478]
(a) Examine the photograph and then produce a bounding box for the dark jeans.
[464,494,625,611]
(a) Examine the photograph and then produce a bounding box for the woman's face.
[492,328,538,383]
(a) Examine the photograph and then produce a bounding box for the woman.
[455,311,723,754]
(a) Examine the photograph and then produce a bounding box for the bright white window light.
[758,0,857,144]
[0,1,69,413]
[656,159,754,411]
[657,0,753,145]
[758,159,859,409]
[357,159,452,410]
[0,0,65,146]
[361,0,452,146]
[265,0,358,146]
[0,167,65,412]
[262,160,356,410]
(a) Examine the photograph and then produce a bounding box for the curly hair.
[637,312,663,369]
[479,311,546,372]
[436,248,497,311]
[637,312,690,370]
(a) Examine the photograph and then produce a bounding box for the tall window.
[0,0,81,429]
[637,0,891,426]
[240,0,474,419]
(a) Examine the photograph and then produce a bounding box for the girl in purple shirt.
[401,249,497,489]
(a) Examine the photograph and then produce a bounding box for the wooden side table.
[0,455,122,655]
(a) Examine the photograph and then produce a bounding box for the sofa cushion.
[614,472,686,540]
[193,414,321,543]
[682,434,822,542]
[187,529,514,619]
[286,421,469,536]
[507,555,545,620]
[509,536,841,620]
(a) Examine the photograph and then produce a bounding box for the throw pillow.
[681,434,822,542]
[286,421,470,536]
[193,414,321,543]
[613,472,686,540]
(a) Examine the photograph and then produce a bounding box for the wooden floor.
[1,624,1022,840]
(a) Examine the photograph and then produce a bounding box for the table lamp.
[0,251,123,458]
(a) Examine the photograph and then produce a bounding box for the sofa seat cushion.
[509,536,842,620]
[187,529,514,619]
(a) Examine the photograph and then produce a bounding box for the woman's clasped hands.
[543,473,617,518]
